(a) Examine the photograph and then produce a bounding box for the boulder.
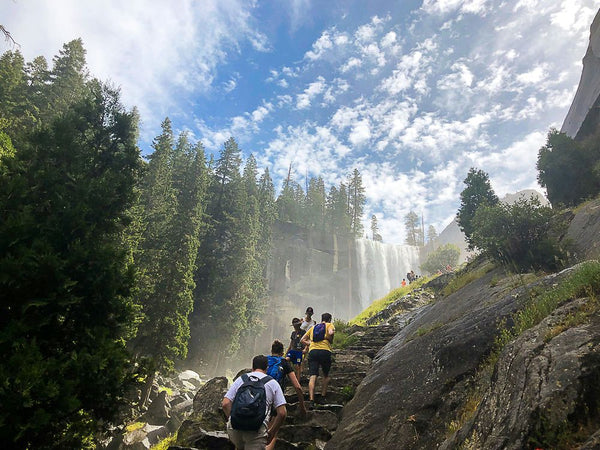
[178,370,202,389]
[141,390,170,425]
[441,296,600,450]
[176,376,229,446]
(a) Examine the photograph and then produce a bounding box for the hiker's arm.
[267,405,287,445]
[288,372,306,415]
[325,325,335,343]
[221,397,232,419]
[300,333,311,347]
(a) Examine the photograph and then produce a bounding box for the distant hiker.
[286,317,306,380]
[410,270,416,282]
[266,340,307,450]
[300,312,335,408]
[300,307,316,332]
[222,355,287,449]
[401,278,407,287]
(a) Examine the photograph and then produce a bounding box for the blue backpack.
[266,356,285,383]
[313,323,326,342]
[230,373,272,431]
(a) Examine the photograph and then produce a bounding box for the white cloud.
[340,57,363,72]
[296,76,327,109]
[421,0,491,16]
[304,31,334,60]
[516,65,548,85]
[349,119,372,146]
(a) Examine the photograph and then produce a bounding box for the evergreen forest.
[0,40,367,448]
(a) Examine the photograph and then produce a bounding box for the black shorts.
[308,349,332,377]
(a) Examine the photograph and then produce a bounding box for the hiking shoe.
[305,400,314,410]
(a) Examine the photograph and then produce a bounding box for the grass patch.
[494,260,600,352]
[414,322,443,338]
[158,386,173,396]
[442,261,496,297]
[332,319,358,349]
[125,421,146,432]
[350,276,432,326]
[150,432,177,450]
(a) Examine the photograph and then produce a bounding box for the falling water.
[355,239,421,310]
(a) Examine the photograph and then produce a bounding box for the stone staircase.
[270,323,402,449]
[168,321,411,450]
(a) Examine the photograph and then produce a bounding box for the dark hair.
[252,355,268,370]
[321,312,332,323]
[306,307,314,314]
[271,340,284,355]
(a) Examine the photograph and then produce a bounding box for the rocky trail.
[104,288,435,450]
[172,283,435,450]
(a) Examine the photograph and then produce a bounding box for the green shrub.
[421,243,461,275]
[470,196,567,272]
[332,320,358,349]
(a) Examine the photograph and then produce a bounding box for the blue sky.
[2,0,597,243]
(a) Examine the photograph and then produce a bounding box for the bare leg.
[308,375,317,401]
[321,375,330,398]
[265,416,277,450]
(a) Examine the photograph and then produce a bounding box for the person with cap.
[286,318,306,381]
[300,307,316,333]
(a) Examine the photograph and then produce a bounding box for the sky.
[1,0,597,244]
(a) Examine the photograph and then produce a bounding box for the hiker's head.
[271,339,284,355]
[306,307,314,317]
[292,317,302,329]
[252,354,268,371]
[321,312,332,323]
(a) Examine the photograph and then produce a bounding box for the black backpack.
[230,373,272,431]
[313,322,326,342]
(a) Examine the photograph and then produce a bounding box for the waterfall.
[355,239,421,310]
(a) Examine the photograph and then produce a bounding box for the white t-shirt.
[225,371,286,425]
[300,318,316,332]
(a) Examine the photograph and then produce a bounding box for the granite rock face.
[562,9,600,139]
[325,264,583,449]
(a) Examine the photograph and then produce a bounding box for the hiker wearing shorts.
[300,312,335,408]
[266,340,306,450]
[222,355,287,449]
[286,317,305,381]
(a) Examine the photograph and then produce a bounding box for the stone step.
[276,424,332,445]
[285,408,339,431]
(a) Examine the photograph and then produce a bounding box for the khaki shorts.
[227,418,268,450]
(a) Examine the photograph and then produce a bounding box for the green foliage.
[348,168,366,237]
[351,276,430,326]
[340,385,355,402]
[470,196,567,272]
[442,261,495,296]
[0,44,142,448]
[537,128,600,208]
[414,322,443,337]
[331,320,358,349]
[457,168,499,248]
[494,261,600,352]
[404,211,423,246]
[420,243,461,274]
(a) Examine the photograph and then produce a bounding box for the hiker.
[222,355,287,449]
[401,278,407,287]
[300,312,335,408]
[266,340,307,450]
[300,306,316,332]
[286,317,306,381]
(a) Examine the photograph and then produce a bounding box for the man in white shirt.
[222,355,287,449]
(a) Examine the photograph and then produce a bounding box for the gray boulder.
[176,376,229,447]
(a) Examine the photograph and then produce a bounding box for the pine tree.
[0,81,142,448]
[371,214,382,241]
[427,225,438,244]
[348,168,366,237]
[404,211,421,246]
[457,168,499,248]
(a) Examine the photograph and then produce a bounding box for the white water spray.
[355,239,420,310]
